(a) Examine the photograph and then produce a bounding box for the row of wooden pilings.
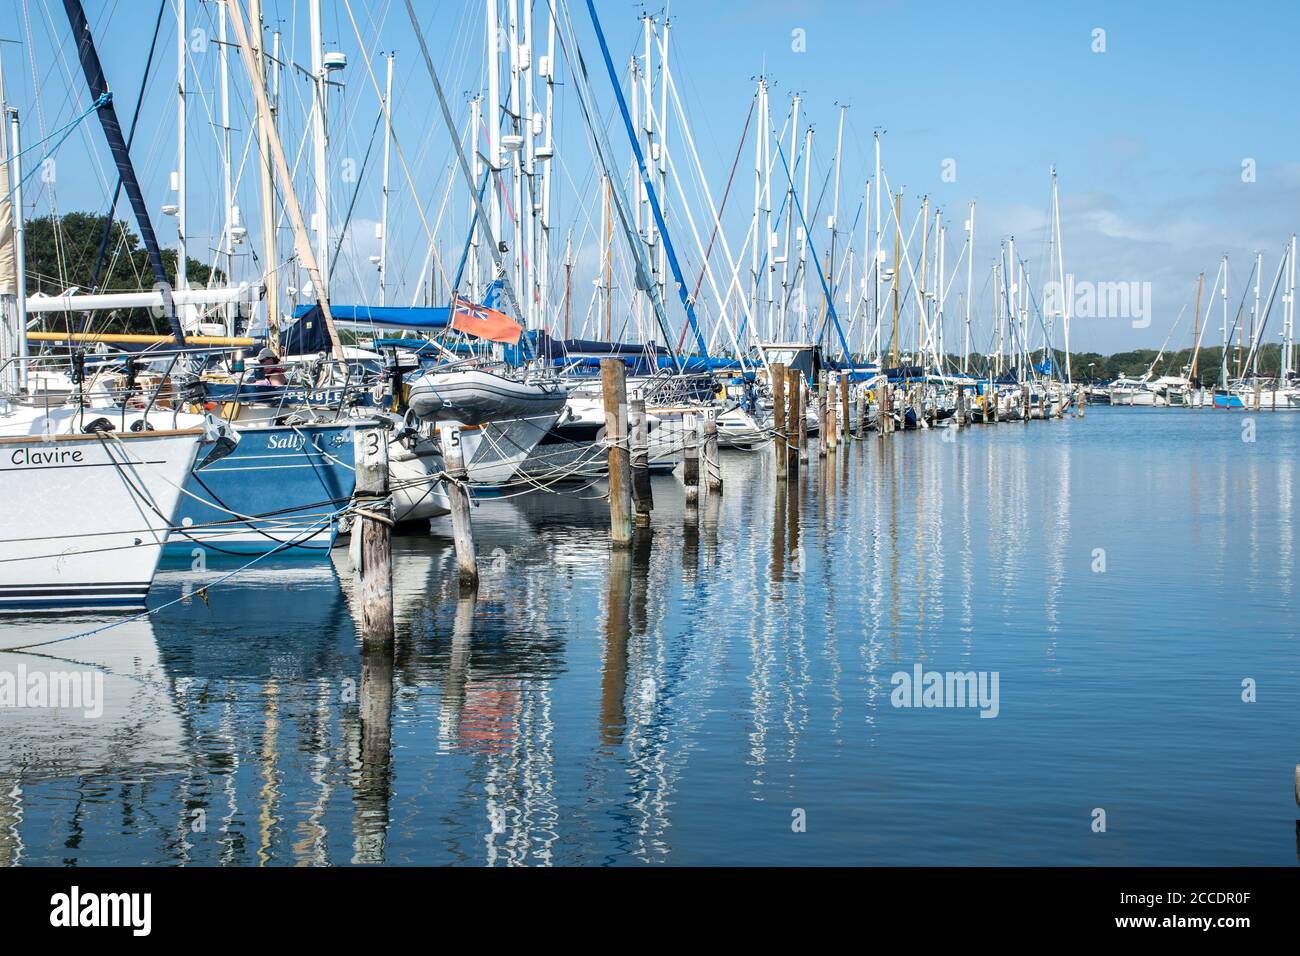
[600,357,722,548]
[350,365,1087,642]
[349,353,738,643]
[352,419,481,650]
[349,418,484,830]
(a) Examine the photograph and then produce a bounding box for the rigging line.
[86,0,166,296]
[341,0,453,301]
[400,0,526,329]
[3,512,339,652]
[773,140,850,361]
[575,0,707,358]
[328,108,385,282]
[675,91,756,353]
[1,91,110,192]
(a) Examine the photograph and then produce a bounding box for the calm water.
[2,407,1297,866]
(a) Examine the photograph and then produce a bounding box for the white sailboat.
[0,404,209,610]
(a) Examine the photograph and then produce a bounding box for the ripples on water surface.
[1,407,1296,865]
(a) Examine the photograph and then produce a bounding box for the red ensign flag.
[449,297,524,344]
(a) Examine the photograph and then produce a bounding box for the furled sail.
[0,68,15,298]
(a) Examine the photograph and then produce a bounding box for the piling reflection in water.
[353,639,394,865]
[0,410,1296,864]
[599,544,632,747]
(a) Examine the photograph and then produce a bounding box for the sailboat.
[0,403,211,610]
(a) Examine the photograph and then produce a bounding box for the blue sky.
[4,0,1297,354]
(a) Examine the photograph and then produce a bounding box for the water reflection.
[0,410,1296,865]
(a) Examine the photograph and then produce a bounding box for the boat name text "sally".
[9,447,85,466]
[266,434,309,451]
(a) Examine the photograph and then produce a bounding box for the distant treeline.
[956,348,1292,386]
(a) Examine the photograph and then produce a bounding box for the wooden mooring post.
[704,417,723,493]
[840,373,851,442]
[772,362,788,482]
[796,370,809,464]
[1022,384,1031,423]
[826,377,839,451]
[601,358,634,548]
[628,399,654,525]
[818,375,829,455]
[856,387,867,438]
[353,425,394,645]
[683,417,701,511]
[785,366,801,476]
[439,424,479,590]
[956,385,966,426]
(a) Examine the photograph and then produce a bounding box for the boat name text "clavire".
[9,447,85,466]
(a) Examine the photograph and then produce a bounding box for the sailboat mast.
[937,215,945,364]
[1221,255,1229,387]
[1251,250,1262,377]
[890,190,900,367]
[468,94,483,299]
[873,132,882,362]
[656,18,671,307]
[761,84,773,341]
[640,15,655,315]
[995,251,1004,375]
[797,125,812,340]
[249,0,279,349]
[918,195,928,363]
[540,5,557,327]
[780,93,799,340]
[628,48,642,338]
[827,104,845,353]
[3,97,28,387]
[225,0,342,359]
[507,0,523,322]
[308,0,329,300]
[1191,271,1204,382]
[749,77,763,338]
[486,0,502,245]
[1006,236,1016,374]
[1286,235,1297,383]
[175,0,189,324]
[964,201,974,374]
[218,1,235,334]
[1052,169,1071,385]
[603,176,612,338]
[378,52,394,306]
[860,178,870,358]
[562,229,572,338]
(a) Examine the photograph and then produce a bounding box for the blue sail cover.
[290,304,451,331]
[528,330,668,359]
[283,304,452,355]
[656,356,743,372]
[885,365,931,383]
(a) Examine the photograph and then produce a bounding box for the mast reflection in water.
[0,409,1296,865]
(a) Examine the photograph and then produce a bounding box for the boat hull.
[168,422,356,555]
[408,369,568,426]
[0,429,203,610]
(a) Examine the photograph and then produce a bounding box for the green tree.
[23,212,220,333]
